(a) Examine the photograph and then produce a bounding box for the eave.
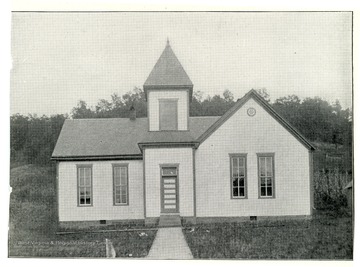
[138,141,200,151]
[51,154,143,161]
[143,85,193,102]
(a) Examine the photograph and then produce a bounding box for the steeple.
[144,41,193,131]
[144,41,193,89]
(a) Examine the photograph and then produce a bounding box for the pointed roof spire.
[144,41,193,88]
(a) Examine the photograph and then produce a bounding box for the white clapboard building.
[52,41,315,228]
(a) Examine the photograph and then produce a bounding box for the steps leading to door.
[158,214,182,228]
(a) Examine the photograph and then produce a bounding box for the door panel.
[161,167,179,213]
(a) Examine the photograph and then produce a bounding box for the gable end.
[197,89,315,151]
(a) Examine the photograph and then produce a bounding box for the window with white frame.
[230,154,247,198]
[258,154,275,198]
[113,164,129,205]
[77,165,92,206]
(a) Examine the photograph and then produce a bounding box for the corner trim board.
[56,161,60,226]
[309,150,314,215]
[192,148,197,217]
[143,150,147,219]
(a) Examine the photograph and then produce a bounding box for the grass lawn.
[9,164,156,258]
[9,164,353,259]
[183,212,353,259]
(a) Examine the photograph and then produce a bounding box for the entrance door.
[161,166,179,213]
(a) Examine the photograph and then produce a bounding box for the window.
[77,165,92,206]
[162,166,177,176]
[230,154,247,198]
[258,154,275,198]
[159,99,178,130]
[113,164,129,205]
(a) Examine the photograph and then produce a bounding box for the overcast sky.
[11,12,352,116]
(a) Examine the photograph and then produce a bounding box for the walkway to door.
[146,227,193,259]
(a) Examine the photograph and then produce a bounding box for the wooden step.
[158,214,182,228]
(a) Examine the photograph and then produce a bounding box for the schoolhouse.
[52,41,315,228]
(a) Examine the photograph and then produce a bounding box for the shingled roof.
[144,41,193,88]
[52,90,315,160]
[51,116,220,160]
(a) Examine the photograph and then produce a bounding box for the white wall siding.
[58,160,144,222]
[196,98,311,217]
[148,90,188,131]
[144,148,194,217]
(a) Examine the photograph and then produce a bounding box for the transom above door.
[160,166,179,213]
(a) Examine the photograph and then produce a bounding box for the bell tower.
[143,41,193,131]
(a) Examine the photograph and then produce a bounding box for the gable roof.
[144,42,193,88]
[197,89,315,151]
[51,116,219,160]
[52,89,315,161]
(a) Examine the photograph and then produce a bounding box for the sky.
[10,12,352,116]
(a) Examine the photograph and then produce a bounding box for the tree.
[10,88,352,168]
[255,88,271,103]
[200,93,235,116]
[119,87,147,118]
[190,91,204,116]
[92,87,147,118]
[95,99,112,115]
[272,95,302,129]
[71,100,95,119]
[11,113,68,165]
[272,95,352,146]
[10,114,29,151]
[193,91,204,102]
[223,89,234,102]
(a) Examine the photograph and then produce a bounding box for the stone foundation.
[144,217,159,226]
[195,215,312,224]
[58,215,311,230]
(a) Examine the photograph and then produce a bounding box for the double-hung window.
[230,154,247,198]
[77,165,92,206]
[258,153,275,198]
[113,164,129,205]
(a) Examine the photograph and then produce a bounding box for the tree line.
[10,87,352,167]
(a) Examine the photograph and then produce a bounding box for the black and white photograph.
[8,8,353,260]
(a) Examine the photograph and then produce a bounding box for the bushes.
[9,165,58,247]
[313,169,351,211]
[10,114,67,167]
